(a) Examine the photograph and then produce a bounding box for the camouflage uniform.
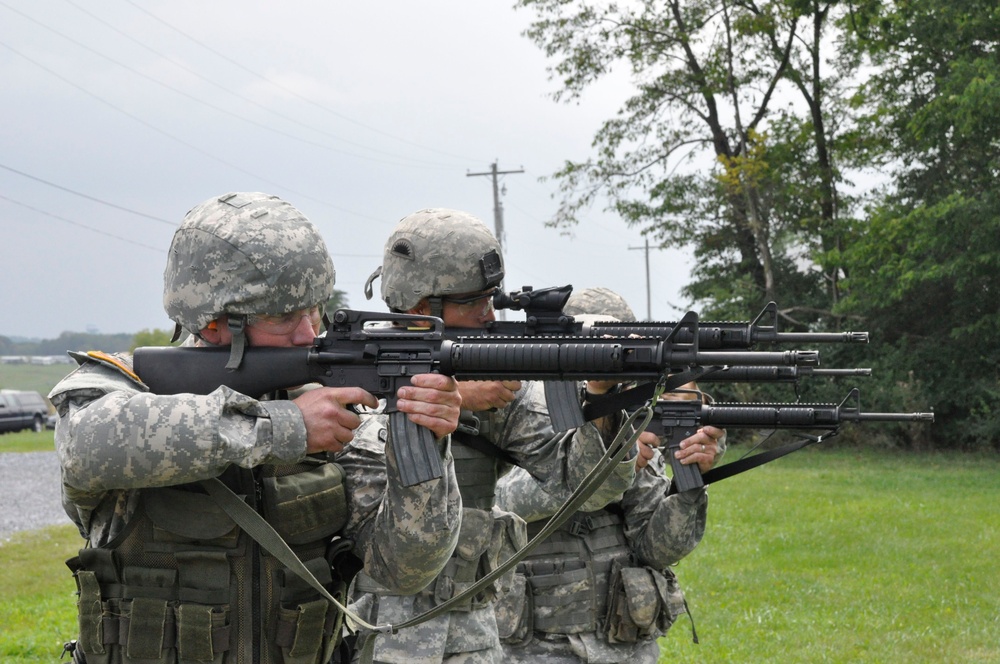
[351,212,638,664]
[50,193,461,664]
[491,288,711,664]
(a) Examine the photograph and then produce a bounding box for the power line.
[0,40,386,223]
[0,194,163,252]
[0,163,174,225]
[123,0,482,164]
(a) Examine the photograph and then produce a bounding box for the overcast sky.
[1,0,694,342]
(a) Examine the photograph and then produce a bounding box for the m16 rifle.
[132,309,821,486]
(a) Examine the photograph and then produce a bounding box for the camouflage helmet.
[563,287,637,322]
[365,208,504,312]
[164,192,335,345]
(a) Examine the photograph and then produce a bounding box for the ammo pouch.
[68,461,352,664]
[604,559,686,644]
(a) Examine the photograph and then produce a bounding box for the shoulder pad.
[68,350,143,386]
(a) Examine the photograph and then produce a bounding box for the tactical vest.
[353,412,524,612]
[497,507,686,646]
[67,457,352,664]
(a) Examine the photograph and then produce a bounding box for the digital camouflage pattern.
[350,380,638,664]
[367,208,503,311]
[164,192,336,334]
[492,286,708,663]
[494,449,705,663]
[49,348,461,595]
[563,287,637,323]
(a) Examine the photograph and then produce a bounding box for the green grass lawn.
[657,446,1000,663]
[0,429,55,453]
[1,446,997,663]
[0,525,80,663]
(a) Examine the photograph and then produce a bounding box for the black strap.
[668,430,835,496]
[582,366,719,421]
[452,430,520,467]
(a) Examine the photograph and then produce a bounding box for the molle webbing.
[524,511,625,558]
[451,432,502,510]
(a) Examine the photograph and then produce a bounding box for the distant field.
[0,363,75,399]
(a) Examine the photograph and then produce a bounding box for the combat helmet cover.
[564,287,637,322]
[163,192,336,334]
[371,208,504,311]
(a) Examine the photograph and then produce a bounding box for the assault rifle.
[132,309,821,486]
[636,389,934,493]
[483,285,870,348]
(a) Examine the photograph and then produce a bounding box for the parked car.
[0,389,51,433]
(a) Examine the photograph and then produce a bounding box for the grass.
[0,525,81,663]
[0,429,55,453]
[2,446,997,663]
[657,446,1000,663]
[0,363,75,398]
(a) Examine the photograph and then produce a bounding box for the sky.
[0,0,694,341]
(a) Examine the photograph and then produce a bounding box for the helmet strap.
[225,316,248,370]
[428,296,444,318]
[363,266,381,301]
[169,322,184,344]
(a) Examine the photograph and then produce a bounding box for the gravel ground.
[0,451,72,543]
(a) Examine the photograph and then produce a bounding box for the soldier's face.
[214,313,320,348]
[440,290,497,328]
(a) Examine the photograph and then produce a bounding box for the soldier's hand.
[397,373,463,439]
[295,387,379,454]
[457,380,522,412]
[674,425,725,473]
[635,430,658,470]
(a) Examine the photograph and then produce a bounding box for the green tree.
[131,328,176,351]
[837,0,1000,448]
[516,0,864,325]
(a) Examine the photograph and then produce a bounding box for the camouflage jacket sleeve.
[49,352,307,496]
[619,449,707,568]
[338,413,461,595]
[491,380,635,520]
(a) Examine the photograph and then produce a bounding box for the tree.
[516,0,864,325]
[837,0,1000,448]
[131,328,176,351]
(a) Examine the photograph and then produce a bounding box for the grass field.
[0,363,75,398]
[657,446,1000,663]
[0,429,55,453]
[1,445,997,663]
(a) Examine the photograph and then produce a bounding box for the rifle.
[132,309,821,487]
[486,285,869,348]
[638,389,934,493]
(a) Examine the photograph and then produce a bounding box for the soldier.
[351,209,640,663]
[49,192,463,664]
[493,286,725,664]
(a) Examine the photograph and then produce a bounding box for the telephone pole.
[466,161,523,252]
[628,238,664,320]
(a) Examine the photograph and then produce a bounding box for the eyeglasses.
[441,287,498,318]
[247,305,324,335]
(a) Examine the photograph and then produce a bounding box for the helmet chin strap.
[428,296,444,318]
[225,316,248,370]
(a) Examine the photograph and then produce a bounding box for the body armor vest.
[67,457,351,664]
[353,415,523,613]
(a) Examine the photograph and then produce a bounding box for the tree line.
[514,0,998,450]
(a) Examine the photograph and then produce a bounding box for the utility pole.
[466,161,523,253]
[628,238,661,320]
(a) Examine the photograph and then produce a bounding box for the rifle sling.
[668,431,833,496]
